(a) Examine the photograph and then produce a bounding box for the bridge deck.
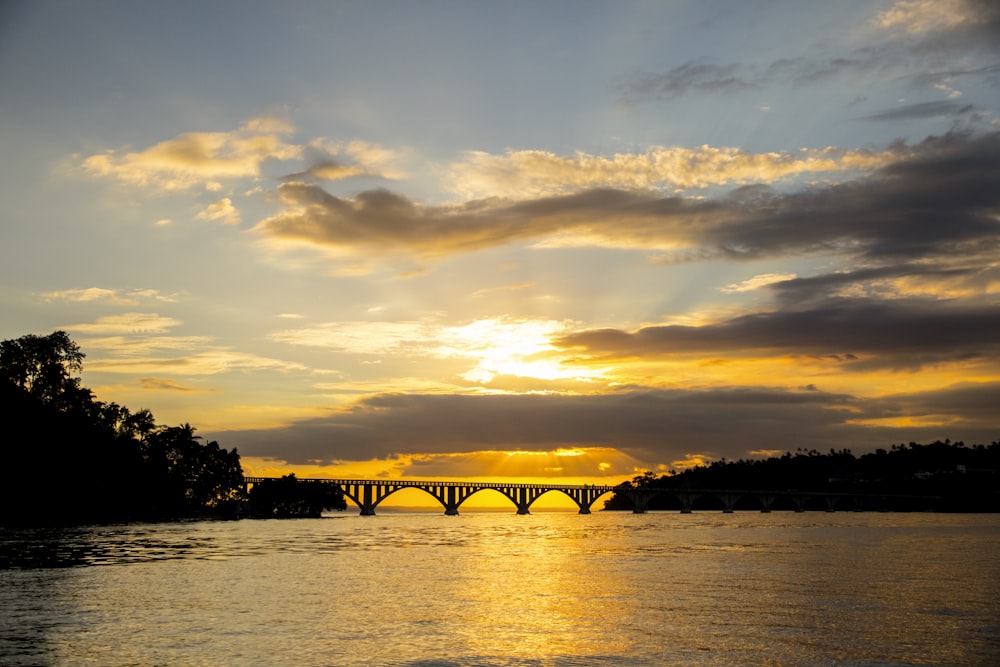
[242,477,941,515]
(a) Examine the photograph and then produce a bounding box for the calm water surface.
[2,511,998,666]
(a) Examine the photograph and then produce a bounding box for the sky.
[2,0,999,492]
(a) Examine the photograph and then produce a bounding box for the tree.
[249,475,347,518]
[143,424,246,516]
[0,330,84,405]
[1,331,248,525]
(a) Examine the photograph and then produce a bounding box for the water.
[2,511,999,666]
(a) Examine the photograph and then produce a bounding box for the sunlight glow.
[436,317,605,383]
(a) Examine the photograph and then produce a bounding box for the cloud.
[769,263,1000,304]
[79,335,215,353]
[196,197,241,224]
[41,287,179,306]
[222,387,852,463]
[554,297,1000,371]
[81,115,301,191]
[470,281,537,298]
[720,273,797,294]
[61,328,305,377]
[63,312,182,335]
[268,316,598,385]
[138,377,201,392]
[268,320,439,355]
[620,61,756,102]
[862,100,977,121]
[281,160,366,182]
[446,144,900,199]
[254,131,1000,265]
[618,1,999,107]
[86,349,307,376]
[874,0,990,35]
[282,139,408,182]
[219,382,1000,466]
[391,447,641,479]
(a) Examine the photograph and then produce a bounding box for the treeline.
[0,331,344,526]
[604,441,1000,512]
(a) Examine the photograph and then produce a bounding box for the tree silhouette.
[249,474,347,518]
[0,330,84,404]
[0,331,247,526]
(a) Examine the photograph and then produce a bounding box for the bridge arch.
[321,480,621,515]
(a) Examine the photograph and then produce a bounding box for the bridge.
[243,477,939,515]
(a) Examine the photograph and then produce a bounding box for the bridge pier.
[719,493,741,513]
[423,484,476,516]
[758,494,776,513]
[359,483,378,515]
[340,481,410,516]
[563,486,607,514]
[624,490,652,514]
[498,485,547,515]
[676,492,699,514]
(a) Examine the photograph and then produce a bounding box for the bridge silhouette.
[243,477,935,515]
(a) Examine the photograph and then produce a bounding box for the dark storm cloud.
[703,131,1000,262]
[767,263,999,306]
[256,131,1000,265]
[220,383,1000,468]
[861,101,977,121]
[864,381,1000,428]
[555,297,1000,370]
[223,387,855,464]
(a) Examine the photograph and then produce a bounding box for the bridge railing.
[242,477,619,492]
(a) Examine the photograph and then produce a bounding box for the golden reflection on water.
[453,520,625,660]
[1,512,999,665]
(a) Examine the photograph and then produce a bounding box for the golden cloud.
[81,115,301,191]
[196,197,241,225]
[874,0,982,34]
[41,287,179,306]
[719,273,797,294]
[85,350,307,376]
[446,144,902,200]
[64,312,182,335]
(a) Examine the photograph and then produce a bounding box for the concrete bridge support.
[758,494,776,513]
[497,485,548,514]
[562,486,608,514]
[422,484,477,515]
[676,492,700,514]
[624,490,656,514]
[719,493,741,513]
[339,481,408,516]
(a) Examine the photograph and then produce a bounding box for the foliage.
[249,474,347,518]
[0,331,246,526]
[604,441,1000,511]
[0,330,86,407]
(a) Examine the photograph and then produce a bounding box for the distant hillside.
[604,441,1000,512]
